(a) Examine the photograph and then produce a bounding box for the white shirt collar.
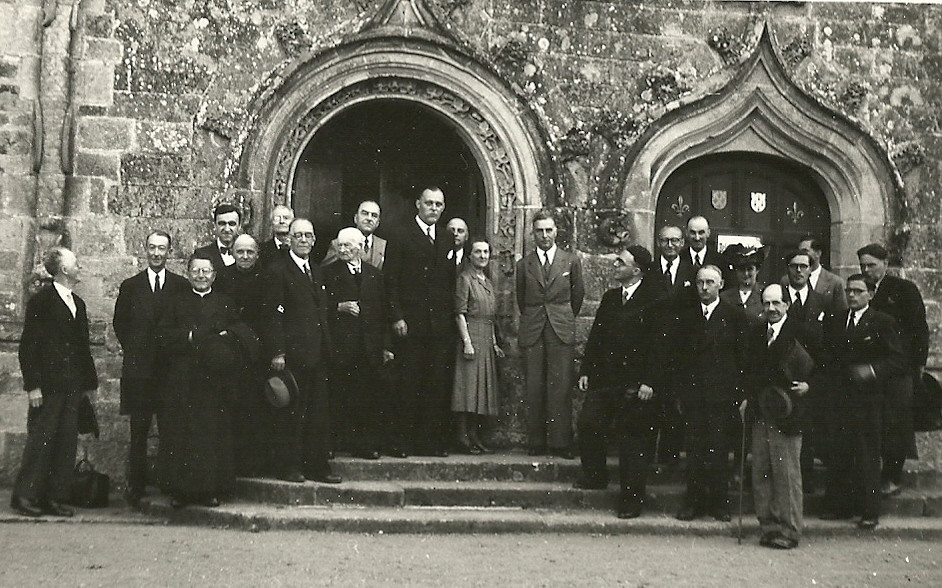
[768,315,787,341]
[538,244,557,265]
[415,216,435,240]
[53,281,73,298]
[347,259,362,274]
[701,297,720,319]
[147,267,165,287]
[788,284,809,301]
[622,279,643,301]
[739,288,753,305]
[851,305,868,324]
[192,288,212,298]
[809,266,822,289]
[289,250,309,272]
[690,247,707,264]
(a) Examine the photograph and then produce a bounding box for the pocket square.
[562,271,570,277]
[863,335,873,341]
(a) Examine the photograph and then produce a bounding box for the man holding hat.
[575,245,669,518]
[741,284,819,549]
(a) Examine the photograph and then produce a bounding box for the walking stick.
[737,408,747,545]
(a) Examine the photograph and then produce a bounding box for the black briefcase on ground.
[70,452,110,508]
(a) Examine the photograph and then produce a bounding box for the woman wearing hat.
[720,244,767,327]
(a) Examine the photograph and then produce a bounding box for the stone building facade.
[0,0,939,483]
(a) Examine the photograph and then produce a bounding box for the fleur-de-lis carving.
[786,201,805,224]
[671,195,690,217]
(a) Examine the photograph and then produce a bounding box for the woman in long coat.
[452,238,504,453]
[157,254,245,507]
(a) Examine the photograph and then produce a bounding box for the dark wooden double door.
[656,153,831,286]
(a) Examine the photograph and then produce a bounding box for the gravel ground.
[0,524,939,587]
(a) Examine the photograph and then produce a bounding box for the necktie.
[303,262,313,282]
[767,325,775,345]
[363,239,370,255]
[703,307,709,320]
[426,226,434,245]
[664,260,673,283]
[541,254,550,279]
[694,253,702,268]
[846,312,857,337]
[279,241,289,251]
[154,273,161,294]
[623,290,631,305]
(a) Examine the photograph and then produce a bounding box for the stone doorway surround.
[621,26,901,276]
[232,19,554,273]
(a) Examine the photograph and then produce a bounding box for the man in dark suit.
[781,249,829,491]
[858,243,929,497]
[445,217,470,272]
[215,234,269,476]
[262,218,340,484]
[672,265,746,521]
[321,200,387,270]
[575,245,669,518]
[819,274,906,530]
[383,187,455,456]
[12,247,98,517]
[323,228,394,459]
[741,284,820,549]
[113,230,188,504]
[257,204,294,269]
[682,216,728,282]
[516,210,585,458]
[798,235,847,315]
[193,203,242,271]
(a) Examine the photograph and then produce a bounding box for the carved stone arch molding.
[622,26,901,272]
[234,35,554,263]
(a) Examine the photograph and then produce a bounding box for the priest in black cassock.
[157,252,246,507]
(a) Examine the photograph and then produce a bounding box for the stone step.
[230,476,941,517]
[135,497,942,538]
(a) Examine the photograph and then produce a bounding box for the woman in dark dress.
[157,253,244,507]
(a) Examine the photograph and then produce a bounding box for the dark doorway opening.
[655,152,831,285]
[292,100,487,261]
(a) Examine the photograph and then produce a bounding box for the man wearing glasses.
[261,218,341,484]
[654,225,692,301]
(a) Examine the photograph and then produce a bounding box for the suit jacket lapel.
[528,253,546,287]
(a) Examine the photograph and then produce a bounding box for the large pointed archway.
[232,4,554,271]
[622,26,901,274]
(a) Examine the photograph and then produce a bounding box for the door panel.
[656,153,830,286]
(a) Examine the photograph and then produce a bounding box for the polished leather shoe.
[170,497,188,509]
[124,488,145,507]
[41,500,74,517]
[617,506,641,519]
[356,450,381,460]
[857,518,879,530]
[279,470,306,484]
[572,478,607,490]
[310,473,342,484]
[10,496,44,518]
[454,440,481,455]
[819,511,852,521]
[881,481,902,497]
[387,449,408,458]
[471,439,491,454]
[527,447,545,457]
[759,532,779,548]
[430,449,449,458]
[202,496,220,507]
[769,536,799,549]
[675,507,700,521]
[551,447,576,460]
[712,510,731,522]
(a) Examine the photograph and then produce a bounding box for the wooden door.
[655,153,830,286]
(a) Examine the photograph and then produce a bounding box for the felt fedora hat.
[265,367,299,409]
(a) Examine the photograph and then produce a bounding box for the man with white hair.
[322,200,387,269]
[258,205,294,268]
[323,227,393,459]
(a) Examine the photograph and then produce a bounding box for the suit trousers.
[826,396,883,520]
[271,365,331,478]
[751,420,803,542]
[392,334,452,453]
[125,378,160,492]
[882,371,915,486]
[524,323,574,449]
[577,387,657,509]
[232,368,271,476]
[331,357,382,454]
[14,389,84,502]
[683,403,735,512]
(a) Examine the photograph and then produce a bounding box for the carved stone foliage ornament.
[272,78,519,214]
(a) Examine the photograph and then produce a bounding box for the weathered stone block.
[66,175,115,215]
[110,91,200,122]
[0,174,37,215]
[109,184,175,217]
[0,57,17,79]
[76,61,116,107]
[120,153,189,186]
[173,187,216,220]
[65,216,124,257]
[74,151,121,180]
[76,116,133,151]
[83,13,114,38]
[85,38,123,63]
[137,121,190,155]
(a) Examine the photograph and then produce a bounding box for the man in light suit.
[257,205,294,268]
[322,200,387,270]
[193,203,242,271]
[384,187,455,456]
[12,247,98,517]
[798,235,847,315]
[819,274,906,530]
[113,230,188,505]
[262,218,340,484]
[858,243,929,497]
[323,228,394,459]
[516,210,585,458]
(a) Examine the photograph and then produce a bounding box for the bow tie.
[220,246,231,255]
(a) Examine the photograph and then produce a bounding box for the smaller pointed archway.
[622,26,901,273]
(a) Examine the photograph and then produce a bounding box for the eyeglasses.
[273,215,293,221]
[291,232,315,240]
[189,267,214,275]
[658,238,682,244]
[787,263,810,270]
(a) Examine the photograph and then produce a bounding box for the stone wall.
[1,0,940,485]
